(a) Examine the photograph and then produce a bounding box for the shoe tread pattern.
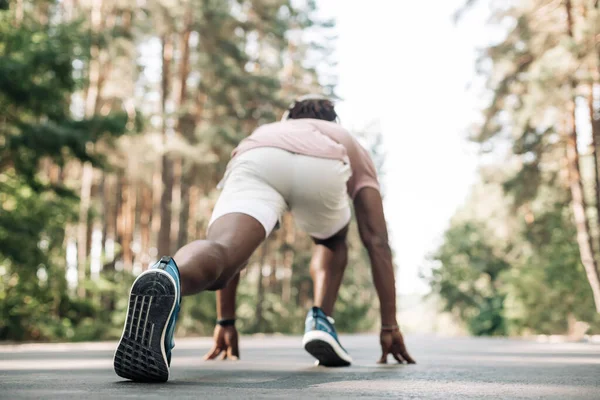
[114,272,175,382]
[304,340,351,367]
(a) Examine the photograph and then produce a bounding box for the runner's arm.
[353,187,398,327]
[217,272,240,320]
[204,272,241,360]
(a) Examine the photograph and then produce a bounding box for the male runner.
[114,95,414,382]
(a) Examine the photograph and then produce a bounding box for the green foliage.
[429,0,600,336]
[0,0,378,343]
[431,187,600,335]
[505,205,600,334]
[0,3,128,341]
[0,11,127,175]
[430,222,509,336]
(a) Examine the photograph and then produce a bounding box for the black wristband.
[217,318,236,327]
[381,324,399,332]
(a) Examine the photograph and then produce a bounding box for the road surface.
[1,334,599,399]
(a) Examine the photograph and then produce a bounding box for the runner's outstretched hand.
[204,325,240,361]
[377,328,415,364]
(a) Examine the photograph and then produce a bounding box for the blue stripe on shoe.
[303,307,352,366]
[150,257,181,363]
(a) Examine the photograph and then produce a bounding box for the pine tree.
[458,0,600,311]
[0,1,129,339]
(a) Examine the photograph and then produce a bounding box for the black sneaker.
[114,257,181,382]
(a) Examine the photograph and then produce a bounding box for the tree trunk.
[118,175,130,270]
[115,173,124,263]
[76,0,106,296]
[589,0,600,249]
[269,251,279,288]
[177,169,193,248]
[158,156,174,256]
[15,0,23,25]
[35,0,51,24]
[39,158,52,184]
[84,0,104,117]
[282,250,294,303]
[189,183,201,239]
[61,0,75,21]
[85,183,94,261]
[565,0,600,312]
[48,162,61,185]
[108,174,122,264]
[121,179,136,271]
[188,92,208,244]
[175,13,194,250]
[567,98,600,312]
[140,183,153,269]
[101,173,110,253]
[171,158,182,251]
[588,84,600,251]
[158,34,174,257]
[151,168,162,253]
[77,162,93,297]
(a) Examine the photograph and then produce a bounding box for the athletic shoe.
[302,306,352,367]
[114,256,181,382]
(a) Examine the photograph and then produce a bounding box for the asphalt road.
[1,334,599,399]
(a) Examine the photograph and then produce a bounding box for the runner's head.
[282,95,338,122]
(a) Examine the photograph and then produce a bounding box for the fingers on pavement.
[377,351,388,364]
[392,348,416,364]
[401,350,416,364]
[226,346,239,361]
[392,352,406,364]
[203,347,223,360]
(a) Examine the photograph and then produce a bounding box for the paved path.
[1,334,599,399]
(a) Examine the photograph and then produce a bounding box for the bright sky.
[317,0,490,294]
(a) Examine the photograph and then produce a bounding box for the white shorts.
[209,147,352,239]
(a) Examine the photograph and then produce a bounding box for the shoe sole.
[302,330,352,367]
[114,270,177,382]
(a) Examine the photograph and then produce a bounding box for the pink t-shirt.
[232,119,380,198]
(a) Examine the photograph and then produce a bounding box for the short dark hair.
[286,99,337,122]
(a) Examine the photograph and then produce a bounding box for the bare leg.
[310,225,349,316]
[174,213,265,296]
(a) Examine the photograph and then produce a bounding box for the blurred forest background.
[0,0,381,342]
[2,0,600,342]
[428,0,600,337]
